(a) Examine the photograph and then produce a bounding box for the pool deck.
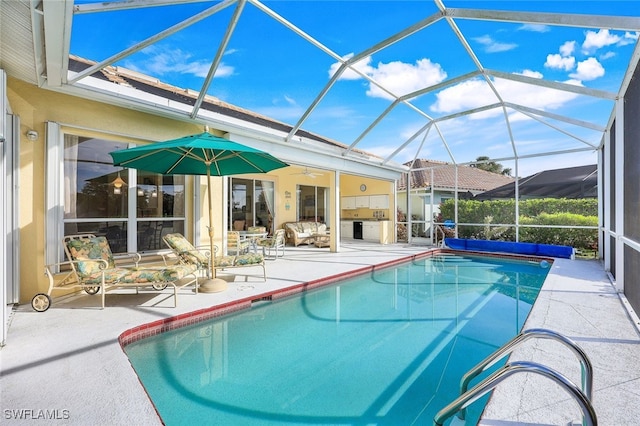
[1,242,639,425]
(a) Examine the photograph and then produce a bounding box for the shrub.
[519,213,598,248]
[438,198,598,250]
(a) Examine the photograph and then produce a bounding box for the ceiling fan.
[290,167,323,178]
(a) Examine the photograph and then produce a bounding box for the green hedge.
[439,198,598,249]
[519,213,597,248]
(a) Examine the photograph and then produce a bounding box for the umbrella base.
[199,278,228,293]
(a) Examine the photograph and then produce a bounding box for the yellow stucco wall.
[340,174,396,221]
[6,77,393,303]
[7,77,224,303]
[273,168,334,226]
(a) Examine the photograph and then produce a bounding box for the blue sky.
[70,1,639,176]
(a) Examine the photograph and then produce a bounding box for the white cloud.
[430,70,581,115]
[430,79,496,114]
[518,24,550,33]
[582,29,621,53]
[544,41,576,72]
[600,51,616,60]
[625,31,640,41]
[133,45,233,78]
[545,53,575,71]
[559,41,576,57]
[563,78,585,87]
[366,59,447,99]
[330,55,447,100]
[618,31,640,47]
[473,35,518,53]
[257,96,305,121]
[329,54,374,80]
[569,57,605,81]
[506,109,537,124]
[283,95,297,106]
[581,29,637,52]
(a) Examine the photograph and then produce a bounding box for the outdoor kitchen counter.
[340,220,391,243]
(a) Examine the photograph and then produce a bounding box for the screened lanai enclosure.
[9,1,633,165]
[49,1,638,247]
[1,0,640,332]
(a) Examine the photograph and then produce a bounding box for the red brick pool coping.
[118,248,553,348]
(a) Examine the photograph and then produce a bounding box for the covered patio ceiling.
[3,0,640,176]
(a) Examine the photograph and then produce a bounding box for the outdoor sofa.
[282,222,328,246]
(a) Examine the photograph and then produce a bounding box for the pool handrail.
[452,328,593,423]
[433,360,597,426]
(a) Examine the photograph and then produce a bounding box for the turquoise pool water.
[124,254,550,425]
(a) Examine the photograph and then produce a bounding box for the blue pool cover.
[444,238,574,259]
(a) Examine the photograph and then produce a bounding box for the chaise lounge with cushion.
[282,222,328,246]
[33,234,198,312]
[163,233,266,281]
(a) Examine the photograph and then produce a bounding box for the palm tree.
[470,156,512,176]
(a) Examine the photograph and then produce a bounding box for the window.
[229,178,275,233]
[135,170,185,251]
[62,135,185,253]
[297,185,328,223]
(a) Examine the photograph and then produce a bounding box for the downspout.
[454,166,459,238]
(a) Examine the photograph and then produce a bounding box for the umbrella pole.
[199,164,228,293]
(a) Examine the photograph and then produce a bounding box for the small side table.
[313,232,330,248]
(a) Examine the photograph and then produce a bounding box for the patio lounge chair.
[33,234,198,312]
[162,233,213,278]
[163,233,266,281]
[256,229,285,259]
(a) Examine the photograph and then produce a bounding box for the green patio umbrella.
[110,132,288,292]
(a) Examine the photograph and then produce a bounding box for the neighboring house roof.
[397,159,514,193]
[474,164,598,200]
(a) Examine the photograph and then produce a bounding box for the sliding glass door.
[229,178,275,234]
[297,185,328,223]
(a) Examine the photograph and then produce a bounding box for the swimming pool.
[124,253,550,425]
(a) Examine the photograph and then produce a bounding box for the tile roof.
[397,159,514,192]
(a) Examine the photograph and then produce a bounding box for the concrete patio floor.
[1,242,639,425]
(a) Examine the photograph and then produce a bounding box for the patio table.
[238,231,268,253]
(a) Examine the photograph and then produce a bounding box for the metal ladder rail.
[458,328,593,420]
[433,360,597,426]
[435,225,445,246]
